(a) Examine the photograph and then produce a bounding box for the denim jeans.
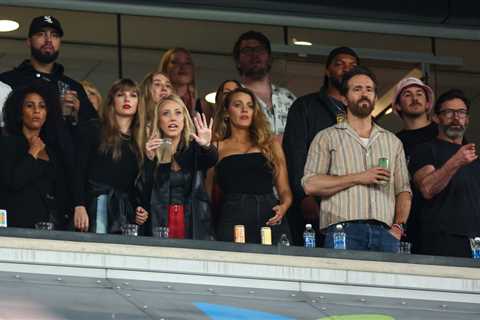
[96,194,108,234]
[324,220,399,253]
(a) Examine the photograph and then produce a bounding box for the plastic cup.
[35,222,54,231]
[121,224,139,236]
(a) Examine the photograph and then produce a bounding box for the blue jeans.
[324,221,399,253]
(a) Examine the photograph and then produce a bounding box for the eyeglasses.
[239,46,267,55]
[437,109,469,119]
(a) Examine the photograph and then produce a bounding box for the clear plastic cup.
[152,226,169,238]
[121,224,139,236]
[35,222,54,231]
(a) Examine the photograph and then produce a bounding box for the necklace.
[328,96,346,123]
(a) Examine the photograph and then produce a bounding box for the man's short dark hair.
[233,30,272,64]
[340,66,378,97]
[434,89,470,114]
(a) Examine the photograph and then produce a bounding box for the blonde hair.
[99,78,146,165]
[80,80,102,112]
[149,94,194,166]
[212,87,278,174]
[158,48,197,111]
[140,71,173,124]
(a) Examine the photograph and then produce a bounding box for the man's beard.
[439,122,466,140]
[241,62,271,80]
[349,97,374,118]
[401,102,427,119]
[31,46,59,64]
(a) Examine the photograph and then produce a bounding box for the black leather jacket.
[137,141,218,240]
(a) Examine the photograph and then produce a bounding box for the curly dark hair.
[3,84,61,144]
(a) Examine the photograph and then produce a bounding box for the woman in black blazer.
[0,84,71,229]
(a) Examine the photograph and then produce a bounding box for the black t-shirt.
[409,138,480,236]
[397,122,438,164]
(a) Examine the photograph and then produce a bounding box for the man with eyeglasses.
[392,77,436,253]
[232,31,296,139]
[410,89,480,257]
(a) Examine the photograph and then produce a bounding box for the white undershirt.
[359,137,369,147]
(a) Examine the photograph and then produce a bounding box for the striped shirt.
[301,121,411,230]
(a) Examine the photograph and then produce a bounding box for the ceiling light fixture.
[205,92,216,104]
[385,107,393,115]
[0,20,19,32]
[292,38,312,46]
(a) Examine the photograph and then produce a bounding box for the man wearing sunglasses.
[410,89,480,257]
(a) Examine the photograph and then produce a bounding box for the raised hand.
[453,143,477,167]
[63,90,80,111]
[145,131,163,160]
[191,113,213,147]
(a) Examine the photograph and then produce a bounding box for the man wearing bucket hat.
[392,77,437,253]
[393,77,437,162]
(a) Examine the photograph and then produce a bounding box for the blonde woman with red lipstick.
[137,94,217,239]
[73,78,148,234]
[209,87,292,244]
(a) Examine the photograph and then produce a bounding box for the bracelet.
[391,223,404,235]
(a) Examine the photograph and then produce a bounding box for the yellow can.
[261,227,272,245]
[234,225,245,243]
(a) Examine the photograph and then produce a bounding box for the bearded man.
[410,89,480,257]
[302,66,412,253]
[0,15,97,131]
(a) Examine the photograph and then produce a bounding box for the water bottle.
[303,224,316,248]
[333,224,346,249]
[278,234,290,247]
[470,237,480,259]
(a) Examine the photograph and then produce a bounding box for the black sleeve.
[0,137,46,192]
[73,120,99,206]
[409,143,435,177]
[176,141,218,171]
[195,143,218,170]
[282,98,308,201]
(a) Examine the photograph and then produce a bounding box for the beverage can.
[0,209,7,227]
[234,225,245,243]
[378,157,389,169]
[261,227,272,245]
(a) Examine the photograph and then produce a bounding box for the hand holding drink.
[377,157,390,185]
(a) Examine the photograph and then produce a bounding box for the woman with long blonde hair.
[208,87,292,244]
[137,94,217,239]
[74,78,148,234]
[159,48,211,120]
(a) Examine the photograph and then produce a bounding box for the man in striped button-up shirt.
[301,66,411,252]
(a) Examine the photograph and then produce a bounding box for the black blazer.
[0,135,71,229]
